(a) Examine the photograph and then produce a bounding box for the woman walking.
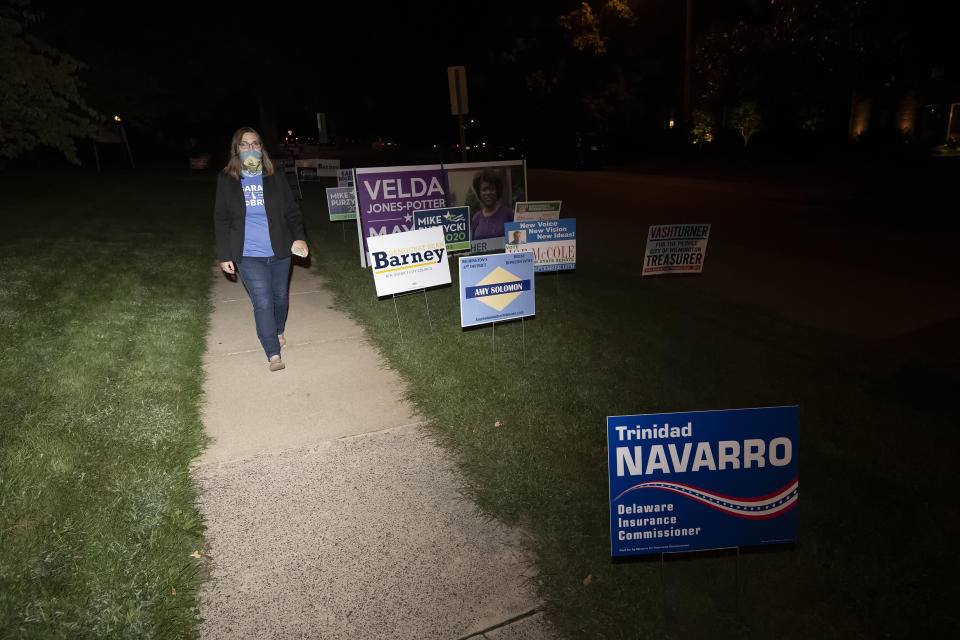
[214,126,309,371]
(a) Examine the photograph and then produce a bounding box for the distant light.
[433,144,437,148]
[113,115,122,122]
[481,142,486,147]
[287,129,293,136]
[470,119,474,124]
[668,118,675,129]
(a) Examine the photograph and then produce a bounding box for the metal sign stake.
[521,316,526,362]
[392,294,403,342]
[423,288,433,332]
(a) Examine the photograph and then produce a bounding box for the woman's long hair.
[223,126,275,179]
[471,168,504,201]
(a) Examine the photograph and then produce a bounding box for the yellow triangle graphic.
[475,266,522,312]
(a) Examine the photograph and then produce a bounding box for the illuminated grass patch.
[304,182,958,640]
[0,169,212,638]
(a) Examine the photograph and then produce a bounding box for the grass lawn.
[1,167,954,639]
[302,182,958,639]
[0,169,212,638]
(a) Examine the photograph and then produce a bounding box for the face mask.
[240,149,262,174]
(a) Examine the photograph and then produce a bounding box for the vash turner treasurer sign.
[326,187,358,221]
[366,226,451,297]
[607,406,798,557]
[413,206,470,252]
[505,218,575,272]
[641,223,710,276]
[459,253,535,327]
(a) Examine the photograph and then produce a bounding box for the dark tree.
[0,0,95,164]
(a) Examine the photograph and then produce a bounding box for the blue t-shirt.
[241,173,274,257]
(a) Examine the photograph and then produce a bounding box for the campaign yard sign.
[642,224,711,276]
[513,200,562,222]
[296,158,340,181]
[413,206,470,252]
[505,219,576,272]
[607,406,798,557]
[326,187,358,221]
[337,169,354,188]
[366,226,451,297]
[355,165,450,253]
[459,253,535,327]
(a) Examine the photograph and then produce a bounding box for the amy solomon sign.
[459,253,535,327]
[366,226,451,297]
[607,406,798,557]
[641,224,710,276]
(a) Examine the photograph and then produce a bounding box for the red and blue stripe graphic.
[613,478,798,520]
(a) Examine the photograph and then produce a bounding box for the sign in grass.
[607,406,798,557]
[296,158,340,181]
[355,164,449,257]
[326,187,358,221]
[641,224,711,276]
[513,200,562,222]
[413,206,470,252]
[505,218,576,272]
[367,226,451,297]
[459,253,535,327]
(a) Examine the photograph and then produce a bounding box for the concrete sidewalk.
[193,263,558,639]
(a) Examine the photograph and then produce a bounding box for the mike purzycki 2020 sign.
[366,226,451,297]
[607,406,798,557]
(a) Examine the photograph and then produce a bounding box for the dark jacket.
[214,169,306,263]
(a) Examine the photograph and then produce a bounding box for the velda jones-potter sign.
[607,406,798,557]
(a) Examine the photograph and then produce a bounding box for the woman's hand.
[219,261,236,275]
[291,240,309,258]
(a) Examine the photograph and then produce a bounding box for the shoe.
[278,333,286,348]
[268,355,285,371]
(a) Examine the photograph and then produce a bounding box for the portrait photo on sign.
[506,229,526,245]
[445,161,525,249]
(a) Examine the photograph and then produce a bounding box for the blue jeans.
[236,256,290,360]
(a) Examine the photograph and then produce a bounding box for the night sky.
[36,0,574,148]
[26,0,960,157]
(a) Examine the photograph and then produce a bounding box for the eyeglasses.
[238,140,262,150]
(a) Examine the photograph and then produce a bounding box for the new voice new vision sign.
[607,406,798,557]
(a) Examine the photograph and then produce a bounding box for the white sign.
[296,158,341,180]
[367,226,451,297]
[513,200,562,222]
[641,224,711,276]
[337,169,354,188]
[448,66,468,115]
